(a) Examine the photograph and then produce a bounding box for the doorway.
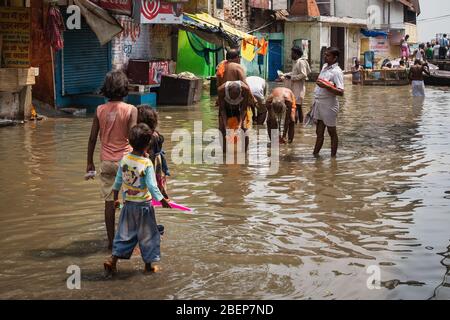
[268,40,283,81]
[330,26,345,69]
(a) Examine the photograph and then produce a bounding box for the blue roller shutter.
[62,17,111,95]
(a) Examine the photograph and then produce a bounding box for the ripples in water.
[0,84,449,299]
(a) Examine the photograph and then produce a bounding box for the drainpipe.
[388,2,391,26]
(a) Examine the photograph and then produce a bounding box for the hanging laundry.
[257,38,268,56]
[216,60,227,78]
[44,5,65,51]
[241,40,256,62]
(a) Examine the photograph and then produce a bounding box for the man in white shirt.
[439,34,449,59]
[433,43,441,60]
[283,46,311,125]
[311,47,345,158]
[246,76,267,125]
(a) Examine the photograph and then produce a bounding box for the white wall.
[388,1,406,28]
[111,15,151,71]
[346,27,361,70]
[285,22,324,73]
[335,0,370,19]
[335,0,406,27]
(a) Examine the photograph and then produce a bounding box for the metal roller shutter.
[62,17,111,95]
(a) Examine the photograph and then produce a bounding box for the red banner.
[139,0,183,24]
[90,0,133,16]
[149,60,170,85]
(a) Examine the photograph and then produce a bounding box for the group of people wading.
[216,46,344,158]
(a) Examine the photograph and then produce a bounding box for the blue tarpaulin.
[360,29,388,38]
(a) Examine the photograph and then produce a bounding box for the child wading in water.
[104,124,171,275]
[137,106,170,198]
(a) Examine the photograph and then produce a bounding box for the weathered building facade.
[284,0,420,74]
[285,0,367,74]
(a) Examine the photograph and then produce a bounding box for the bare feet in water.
[144,263,162,273]
[104,256,118,276]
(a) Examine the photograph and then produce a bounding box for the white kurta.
[312,63,344,127]
[284,58,310,103]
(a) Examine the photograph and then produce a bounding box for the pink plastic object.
[152,200,192,212]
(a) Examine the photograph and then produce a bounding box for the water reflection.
[0,83,449,299]
[429,242,450,300]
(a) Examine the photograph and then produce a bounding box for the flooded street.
[0,81,449,300]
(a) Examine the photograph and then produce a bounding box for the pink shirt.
[96,101,134,162]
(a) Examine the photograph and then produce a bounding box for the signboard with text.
[138,0,183,24]
[0,7,31,68]
[272,0,287,10]
[370,36,390,56]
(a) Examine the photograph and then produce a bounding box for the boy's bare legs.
[266,111,278,141]
[144,262,162,273]
[105,201,115,251]
[104,255,118,275]
[288,118,295,143]
[282,107,295,143]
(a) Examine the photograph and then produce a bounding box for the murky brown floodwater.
[0,81,449,300]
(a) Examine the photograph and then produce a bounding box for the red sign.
[90,0,133,16]
[149,60,170,85]
[140,0,183,24]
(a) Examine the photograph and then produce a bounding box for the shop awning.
[74,0,123,45]
[361,29,388,38]
[182,12,256,47]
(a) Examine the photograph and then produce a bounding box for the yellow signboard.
[0,7,31,68]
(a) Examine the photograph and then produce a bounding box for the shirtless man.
[266,87,297,144]
[216,49,247,88]
[218,81,254,152]
[409,59,430,97]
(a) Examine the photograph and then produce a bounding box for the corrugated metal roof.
[184,12,254,41]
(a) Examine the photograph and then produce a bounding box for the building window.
[316,0,331,16]
[216,0,224,10]
[404,7,417,24]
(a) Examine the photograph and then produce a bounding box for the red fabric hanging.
[257,38,268,56]
[45,6,65,51]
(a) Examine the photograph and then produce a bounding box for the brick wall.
[150,25,172,60]
[111,15,151,71]
[216,0,251,31]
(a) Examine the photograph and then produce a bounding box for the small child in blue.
[104,123,171,275]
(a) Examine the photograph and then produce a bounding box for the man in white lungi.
[311,47,345,158]
[409,59,430,97]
